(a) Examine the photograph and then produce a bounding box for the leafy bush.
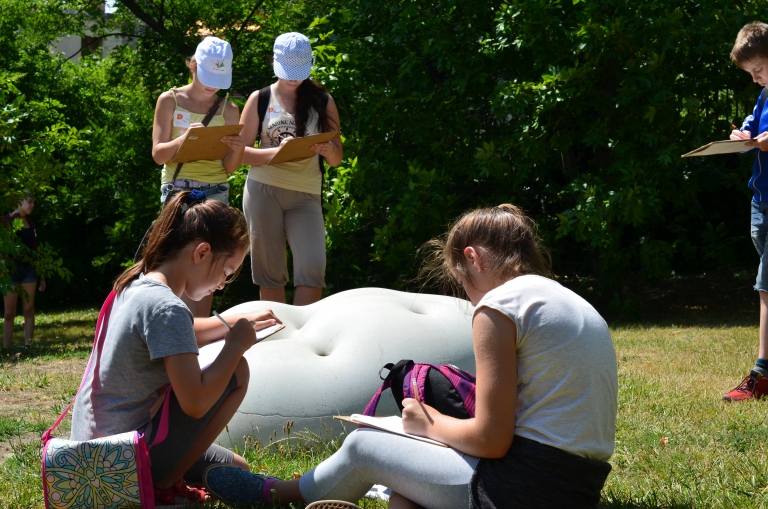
[5,0,768,307]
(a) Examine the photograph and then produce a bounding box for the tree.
[310,0,768,295]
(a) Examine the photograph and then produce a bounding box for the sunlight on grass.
[602,325,768,508]
[3,310,768,508]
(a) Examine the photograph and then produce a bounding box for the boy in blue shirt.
[724,22,768,401]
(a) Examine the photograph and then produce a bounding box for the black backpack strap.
[318,92,331,203]
[256,86,271,146]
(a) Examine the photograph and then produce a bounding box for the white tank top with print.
[247,83,321,194]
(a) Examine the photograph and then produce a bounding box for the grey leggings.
[299,429,479,509]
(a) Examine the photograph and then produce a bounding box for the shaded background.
[2,0,767,318]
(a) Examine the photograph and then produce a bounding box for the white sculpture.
[216,287,474,448]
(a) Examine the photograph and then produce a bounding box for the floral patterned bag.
[41,291,171,509]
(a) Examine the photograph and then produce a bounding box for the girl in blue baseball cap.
[151,35,245,317]
[238,32,343,307]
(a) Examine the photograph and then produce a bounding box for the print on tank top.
[265,119,298,148]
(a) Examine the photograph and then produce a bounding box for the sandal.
[203,464,280,506]
[154,478,211,505]
[306,501,363,509]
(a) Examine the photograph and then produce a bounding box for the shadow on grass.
[562,270,759,329]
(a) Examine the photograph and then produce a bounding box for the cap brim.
[197,65,232,89]
[273,60,311,81]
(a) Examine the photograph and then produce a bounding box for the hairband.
[181,189,207,214]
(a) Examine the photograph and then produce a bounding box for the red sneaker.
[154,478,211,505]
[723,371,768,402]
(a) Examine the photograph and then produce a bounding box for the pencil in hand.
[213,310,231,330]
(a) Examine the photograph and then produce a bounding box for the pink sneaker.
[723,371,768,402]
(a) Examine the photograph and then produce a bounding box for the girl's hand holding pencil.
[222,317,261,354]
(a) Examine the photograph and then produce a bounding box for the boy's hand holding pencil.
[730,124,752,140]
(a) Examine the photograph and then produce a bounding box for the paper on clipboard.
[681,139,754,158]
[266,131,337,166]
[333,415,448,447]
[197,323,285,370]
[169,124,244,164]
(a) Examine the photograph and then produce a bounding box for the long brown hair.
[419,204,552,298]
[295,79,336,136]
[114,191,249,293]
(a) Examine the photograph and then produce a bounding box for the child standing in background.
[239,32,343,306]
[151,36,245,317]
[725,22,768,401]
[2,193,45,349]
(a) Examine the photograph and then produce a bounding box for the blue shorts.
[10,264,37,285]
[160,181,230,205]
[751,200,768,292]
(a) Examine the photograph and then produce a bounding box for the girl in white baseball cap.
[238,32,344,307]
[151,35,245,317]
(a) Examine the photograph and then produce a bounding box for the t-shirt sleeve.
[474,290,524,347]
[144,304,198,360]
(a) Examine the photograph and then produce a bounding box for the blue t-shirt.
[740,88,768,203]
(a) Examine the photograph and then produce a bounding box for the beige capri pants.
[242,179,326,289]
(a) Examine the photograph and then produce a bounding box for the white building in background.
[52,1,130,62]
[53,33,127,61]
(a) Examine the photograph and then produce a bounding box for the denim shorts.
[751,200,768,292]
[160,181,230,205]
[11,264,38,285]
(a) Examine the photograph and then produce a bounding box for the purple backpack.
[363,360,477,419]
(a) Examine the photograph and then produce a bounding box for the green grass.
[3,294,768,508]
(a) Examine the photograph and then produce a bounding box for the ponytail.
[419,204,552,298]
[114,191,250,293]
[295,80,336,136]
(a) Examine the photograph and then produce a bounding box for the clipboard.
[197,323,286,370]
[333,415,448,447]
[169,124,244,164]
[681,139,754,158]
[266,131,337,165]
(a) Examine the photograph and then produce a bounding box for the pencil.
[213,310,231,330]
[412,377,420,401]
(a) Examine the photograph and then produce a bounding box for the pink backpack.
[363,360,477,419]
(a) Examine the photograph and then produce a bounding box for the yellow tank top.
[247,83,322,195]
[160,89,229,184]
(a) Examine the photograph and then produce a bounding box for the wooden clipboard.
[681,139,753,158]
[266,131,337,165]
[169,124,244,164]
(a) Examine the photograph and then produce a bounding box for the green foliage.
[4,0,768,305]
[309,0,768,293]
[0,67,79,294]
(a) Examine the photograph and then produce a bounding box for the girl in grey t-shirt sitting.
[202,204,618,509]
[70,191,280,505]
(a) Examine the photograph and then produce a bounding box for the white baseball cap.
[273,32,313,81]
[194,36,233,89]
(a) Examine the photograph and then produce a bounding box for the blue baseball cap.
[273,32,313,81]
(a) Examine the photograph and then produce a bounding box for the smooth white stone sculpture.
[216,287,474,448]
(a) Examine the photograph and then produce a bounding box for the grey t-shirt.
[70,274,197,440]
[475,275,618,461]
